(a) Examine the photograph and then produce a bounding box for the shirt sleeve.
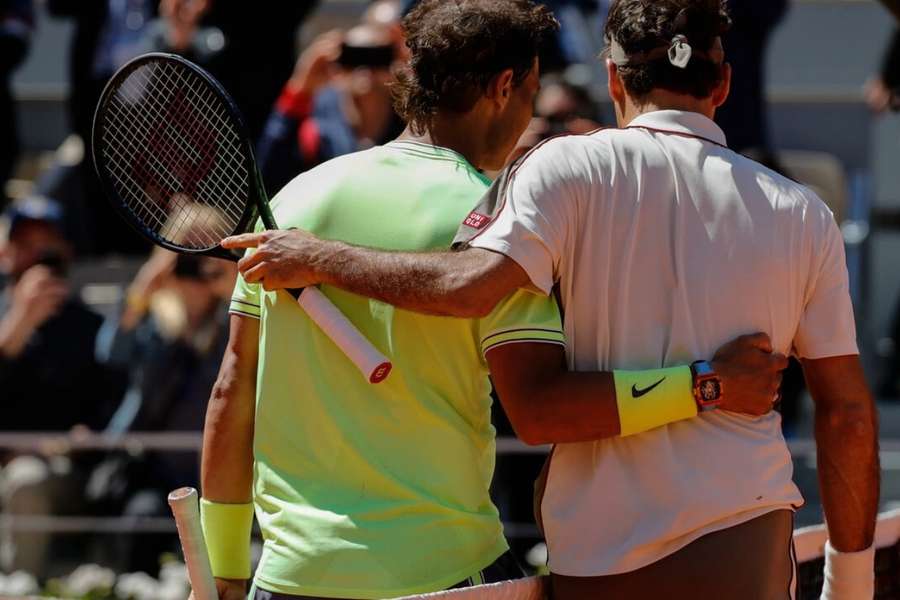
[229,265,262,320]
[478,289,566,362]
[453,139,581,295]
[793,208,859,359]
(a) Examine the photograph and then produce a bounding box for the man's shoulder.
[270,148,384,210]
[732,154,835,222]
[511,129,614,181]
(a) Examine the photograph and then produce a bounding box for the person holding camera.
[0,196,125,574]
[256,23,402,194]
[91,248,236,574]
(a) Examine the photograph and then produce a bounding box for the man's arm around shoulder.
[486,333,787,445]
[222,230,528,318]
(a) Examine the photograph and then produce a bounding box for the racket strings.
[98,59,250,250]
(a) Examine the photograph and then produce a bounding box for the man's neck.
[618,90,716,127]
[397,115,494,170]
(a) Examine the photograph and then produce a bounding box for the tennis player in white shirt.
[222,0,879,597]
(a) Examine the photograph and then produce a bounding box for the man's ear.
[606,59,626,106]
[712,62,732,108]
[487,68,516,108]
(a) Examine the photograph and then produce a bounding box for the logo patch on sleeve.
[463,212,491,229]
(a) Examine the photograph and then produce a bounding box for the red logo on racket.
[463,212,491,229]
[133,88,219,209]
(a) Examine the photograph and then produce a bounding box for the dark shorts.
[551,509,797,600]
[252,550,525,600]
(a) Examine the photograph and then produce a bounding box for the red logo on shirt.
[464,212,491,229]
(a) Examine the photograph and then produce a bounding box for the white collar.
[626,110,728,147]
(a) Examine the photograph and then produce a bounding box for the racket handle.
[168,487,218,600]
[297,287,393,384]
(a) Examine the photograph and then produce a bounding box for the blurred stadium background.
[2,0,900,598]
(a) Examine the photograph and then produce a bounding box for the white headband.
[608,35,724,70]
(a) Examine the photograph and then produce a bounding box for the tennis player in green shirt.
[201,1,785,599]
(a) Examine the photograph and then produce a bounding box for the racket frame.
[92,52,393,384]
[92,52,274,262]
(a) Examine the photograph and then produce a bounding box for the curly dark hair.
[392,0,559,134]
[605,0,732,99]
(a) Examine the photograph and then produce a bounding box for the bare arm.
[221,230,530,318]
[802,355,879,552]
[486,333,787,446]
[197,314,259,599]
[201,314,259,502]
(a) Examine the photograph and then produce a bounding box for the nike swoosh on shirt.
[631,378,666,398]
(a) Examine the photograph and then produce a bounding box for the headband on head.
[608,34,723,70]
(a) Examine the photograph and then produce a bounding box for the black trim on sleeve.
[481,327,566,344]
[231,298,261,309]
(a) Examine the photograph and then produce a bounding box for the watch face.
[699,379,721,403]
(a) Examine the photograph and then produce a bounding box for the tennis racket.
[92,53,391,383]
[168,487,217,600]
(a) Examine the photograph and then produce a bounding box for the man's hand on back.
[711,333,788,416]
[223,230,329,290]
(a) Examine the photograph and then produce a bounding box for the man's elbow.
[514,423,552,446]
[502,399,551,446]
[435,254,509,318]
[440,276,502,318]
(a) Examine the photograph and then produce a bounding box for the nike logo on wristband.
[631,378,666,398]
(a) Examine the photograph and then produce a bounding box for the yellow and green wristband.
[613,366,698,436]
[200,498,255,580]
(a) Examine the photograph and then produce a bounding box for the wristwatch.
[690,360,722,412]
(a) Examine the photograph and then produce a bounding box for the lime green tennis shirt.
[229,140,565,598]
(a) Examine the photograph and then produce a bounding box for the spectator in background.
[257,23,402,194]
[200,2,318,142]
[0,196,125,575]
[91,247,235,573]
[47,1,315,255]
[507,73,603,164]
[365,0,407,62]
[0,0,33,209]
[865,30,900,113]
[48,0,207,255]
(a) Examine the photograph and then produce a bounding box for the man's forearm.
[503,369,621,444]
[312,241,522,318]
[201,367,256,502]
[489,334,785,445]
[201,318,258,502]
[806,356,880,552]
[815,400,880,551]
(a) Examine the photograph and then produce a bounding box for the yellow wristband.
[613,366,696,436]
[200,498,254,580]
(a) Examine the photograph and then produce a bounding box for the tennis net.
[794,507,900,599]
[396,509,900,600]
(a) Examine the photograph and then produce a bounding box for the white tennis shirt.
[459,110,858,575]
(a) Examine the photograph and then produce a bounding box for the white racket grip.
[297,287,392,384]
[168,488,218,600]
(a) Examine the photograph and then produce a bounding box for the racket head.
[92,52,268,261]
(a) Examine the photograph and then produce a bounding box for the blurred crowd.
[0,0,898,584]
